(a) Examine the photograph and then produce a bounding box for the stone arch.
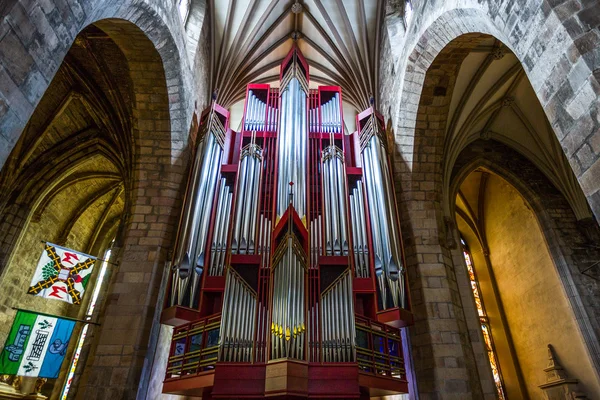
[448,139,600,397]
[0,0,195,169]
[0,7,197,397]
[385,8,600,395]
[386,5,600,220]
[53,19,189,399]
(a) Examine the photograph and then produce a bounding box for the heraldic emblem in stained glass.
[27,243,96,305]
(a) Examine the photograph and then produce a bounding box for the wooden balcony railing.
[165,314,221,380]
[355,315,406,381]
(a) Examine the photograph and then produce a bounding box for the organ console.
[161,45,413,399]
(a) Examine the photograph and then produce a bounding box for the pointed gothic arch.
[383,6,600,220]
[448,140,600,397]
[0,13,195,397]
[389,22,600,396]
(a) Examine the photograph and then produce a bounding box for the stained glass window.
[462,239,506,399]
[61,248,112,399]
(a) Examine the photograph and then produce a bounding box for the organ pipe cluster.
[321,270,354,362]
[219,270,256,362]
[350,180,369,278]
[271,229,306,359]
[245,89,278,132]
[170,109,227,308]
[322,145,349,256]
[360,112,406,309]
[231,143,262,255]
[208,177,232,276]
[165,46,410,369]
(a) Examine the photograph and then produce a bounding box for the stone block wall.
[0,1,210,399]
[380,0,600,221]
[0,0,197,168]
[378,1,600,398]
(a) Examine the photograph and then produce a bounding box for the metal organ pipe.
[271,234,306,360]
[350,182,369,278]
[245,90,270,132]
[276,77,307,219]
[320,271,354,362]
[361,119,406,309]
[209,179,233,276]
[322,147,349,256]
[219,271,257,362]
[321,94,348,257]
[171,112,225,307]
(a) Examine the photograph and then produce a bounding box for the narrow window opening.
[60,246,113,399]
[461,238,506,399]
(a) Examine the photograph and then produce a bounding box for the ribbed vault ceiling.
[0,25,130,255]
[209,0,384,110]
[443,36,591,220]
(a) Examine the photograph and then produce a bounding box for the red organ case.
[161,45,413,399]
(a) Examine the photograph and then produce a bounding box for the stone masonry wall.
[0,1,210,399]
[380,0,600,221]
[378,2,600,398]
[451,140,600,374]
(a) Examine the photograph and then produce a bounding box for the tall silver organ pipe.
[350,180,369,278]
[171,108,227,307]
[322,146,348,256]
[276,75,307,219]
[320,270,354,362]
[361,113,406,309]
[231,143,262,255]
[208,178,233,276]
[271,233,306,360]
[219,270,257,362]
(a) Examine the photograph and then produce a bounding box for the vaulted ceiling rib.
[443,36,591,220]
[0,26,131,256]
[209,0,384,110]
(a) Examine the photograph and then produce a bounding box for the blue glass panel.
[388,339,399,357]
[373,335,385,354]
[190,333,203,352]
[174,338,186,356]
[206,328,220,348]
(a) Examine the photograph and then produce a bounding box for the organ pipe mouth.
[195,252,205,275]
[179,253,191,279]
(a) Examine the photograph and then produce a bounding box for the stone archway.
[381,5,600,220]
[385,17,599,395]
[0,10,197,397]
[61,19,189,399]
[0,0,195,170]
[448,140,600,398]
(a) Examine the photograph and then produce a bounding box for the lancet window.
[461,238,506,399]
[60,247,112,399]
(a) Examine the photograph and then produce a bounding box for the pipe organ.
[162,46,413,399]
